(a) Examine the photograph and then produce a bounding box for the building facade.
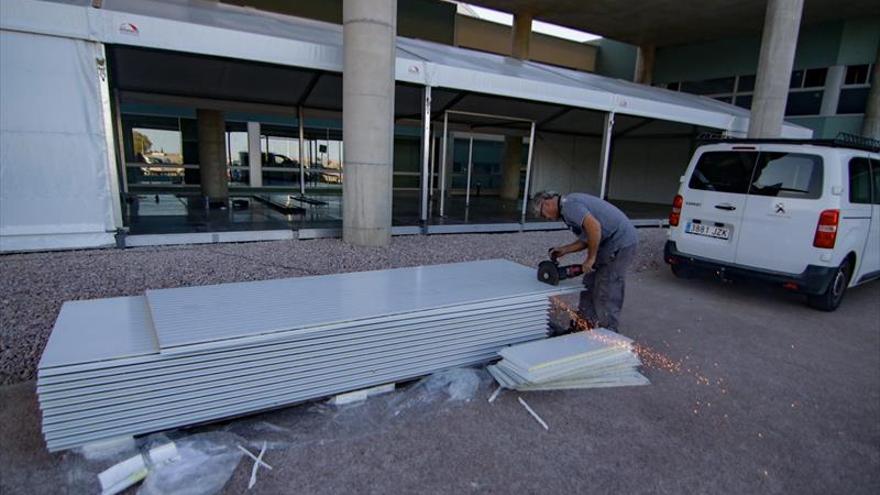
[638,17,880,139]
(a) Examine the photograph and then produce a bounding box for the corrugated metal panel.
[146,260,575,352]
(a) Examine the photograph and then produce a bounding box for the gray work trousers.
[578,243,637,331]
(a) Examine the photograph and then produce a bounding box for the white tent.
[0,0,811,251]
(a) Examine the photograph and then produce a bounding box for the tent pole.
[599,112,615,200]
[465,137,473,207]
[420,86,432,224]
[439,112,448,217]
[520,122,536,224]
[429,134,436,198]
[298,106,305,196]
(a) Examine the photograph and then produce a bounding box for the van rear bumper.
[663,241,836,295]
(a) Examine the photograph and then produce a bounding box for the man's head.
[531,191,561,220]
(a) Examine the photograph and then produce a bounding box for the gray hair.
[530,190,560,216]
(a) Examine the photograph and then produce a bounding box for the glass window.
[785,90,823,116]
[734,94,753,110]
[803,68,828,88]
[750,153,823,199]
[130,127,184,185]
[680,77,736,95]
[737,75,756,92]
[790,70,804,88]
[837,88,870,114]
[849,158,872,204]
[226,130,248,185]
[666,81,681,91]
[845,64,869,85]
[713,96,733,103]
[262,135,302,187]
[688,151,758,194]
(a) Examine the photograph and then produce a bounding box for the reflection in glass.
[131,128,184,184]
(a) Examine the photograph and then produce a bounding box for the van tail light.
[669,194,683,226]
[813,209,839,249]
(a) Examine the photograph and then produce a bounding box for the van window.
[849,158,872,204]
[749,153,823,199]
[688,151,758,194]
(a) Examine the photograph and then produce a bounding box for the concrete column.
[499,136,523,200]
[342,0,396,246]
[196,109,228,206]
[862,46,880,139]
[501,12,532,200]
[511,12,532,60]
[820,65,846,116]
[247,121,262,188]
[747,0,804,138]
[634,45,656,85]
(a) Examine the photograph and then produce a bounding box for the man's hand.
[582,256,596,274]
[548,247,565,261]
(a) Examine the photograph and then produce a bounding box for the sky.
[458,4,601,43]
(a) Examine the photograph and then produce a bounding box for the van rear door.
[734,151,825,274]
[677,149,757,263]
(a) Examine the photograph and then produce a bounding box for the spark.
[550,297,729,416]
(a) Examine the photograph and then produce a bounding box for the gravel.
[0,228,668,385]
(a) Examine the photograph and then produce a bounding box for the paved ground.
[1,230,878,494]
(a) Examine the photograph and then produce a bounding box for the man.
[532,191,638,332]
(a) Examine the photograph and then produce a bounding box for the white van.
[664,137,880,311]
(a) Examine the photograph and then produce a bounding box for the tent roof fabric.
[4,0,811,137]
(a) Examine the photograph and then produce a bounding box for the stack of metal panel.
[488,330,650,391]
[37,260,577,451]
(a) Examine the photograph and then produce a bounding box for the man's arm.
[582,213,602,272]
[550,239,587,259]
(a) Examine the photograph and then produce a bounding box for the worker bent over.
[532,191,638,332]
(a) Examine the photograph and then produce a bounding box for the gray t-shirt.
[559,193,638,261]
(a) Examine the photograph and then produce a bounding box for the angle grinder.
[537,249,584,285]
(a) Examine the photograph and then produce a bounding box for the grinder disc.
[537,260,560,285]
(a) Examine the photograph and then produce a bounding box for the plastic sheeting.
[0,30,118,252]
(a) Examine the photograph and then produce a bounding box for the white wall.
[0,30,119,251]
[531,130,692,206]
[606,137,692,204]
[531,132,602,196]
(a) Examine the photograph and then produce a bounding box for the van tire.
[807,260,851,312]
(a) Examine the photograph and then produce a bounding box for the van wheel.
[807,260,851,312]
[671,262,697,279]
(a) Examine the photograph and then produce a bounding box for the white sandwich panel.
[145,260,578,352]
[499,329,634,372]
[40,317,547,410]
[39,294,550,376]
[38,300,549,384]
[38,296,156,369]
[40,324,543,428]
[43,341,530,450]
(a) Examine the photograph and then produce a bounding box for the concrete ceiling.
[464,0,880,46]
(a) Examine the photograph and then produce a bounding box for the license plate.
[686,222,730,240]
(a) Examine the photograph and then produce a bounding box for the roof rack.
[696,132,880,153]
